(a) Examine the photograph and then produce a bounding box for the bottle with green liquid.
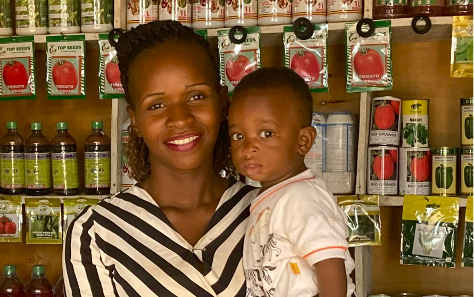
[25,122,52,196]
[84,121,111,195]
[0,121,25,195]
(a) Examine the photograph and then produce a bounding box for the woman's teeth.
[168,136,199,145]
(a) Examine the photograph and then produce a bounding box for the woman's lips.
[165,134,201,152]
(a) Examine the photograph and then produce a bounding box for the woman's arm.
[62,206,116,297]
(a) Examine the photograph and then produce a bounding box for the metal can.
[325,112,355,172]
[431,147,457,196]
[461,146,473,195]
[399,147,431,195]
[368,146,398,195]
[305,112,326,179]
[126,0,159,30]
[401,99,429,148]
[394,294,419,297]
[461,98,473,146]
[370,96,401,146]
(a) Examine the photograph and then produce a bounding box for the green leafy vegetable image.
[456,37,473,62]
[403,123,428,147]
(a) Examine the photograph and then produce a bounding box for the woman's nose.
[166,103,194,128]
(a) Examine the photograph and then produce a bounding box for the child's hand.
[314,258,347,297]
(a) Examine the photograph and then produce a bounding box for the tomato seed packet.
[337,195,381,247]
[462,196,473,267]
[218,27,260,95]
[63,197,100,236]
[345,20,393,93]
[0,36,36,101]
[99,34,124,100]
[283,24,328,93]
[0,196,22,243]
[46,35,86,100]
[25,197,62,244]
[451,16,473,78]
[400,195,459,268]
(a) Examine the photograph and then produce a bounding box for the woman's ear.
[126,105,141,137]
[298,126,316,156]
[219,85,230,122]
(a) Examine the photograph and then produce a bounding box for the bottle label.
[159,0,192,25]
[52,152,79,190]
[293,0,326,17]
[327,0,362,15]
[1,152,25,189]
[85,151,111,188]
[25,152,52,189]
[411,0,444,6]
[226,0,258,22]
[82,0,113,25]
[376,0,407,5]
[127,0,158,26]
[193,0,225,23]
[446,0,472,5]
[16,0,48,29]
[49,0,80,28]
[0,0,12,29]
[258,0,291,19]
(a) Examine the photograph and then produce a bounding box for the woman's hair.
[114,20,232,182]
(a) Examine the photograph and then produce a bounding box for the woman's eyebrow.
[141,92,165,102]
[185,82,210,89]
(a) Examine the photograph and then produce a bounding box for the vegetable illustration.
[354,48,385,81]
[373,153,394,180]
[390,100,400,115]
[418,227,444,256]
[225,55,255,86]
[52,60,78,93]
[105,57,123,92]
[465,163,473,188]
[4,220,16,234]
[455,37,473,62]
[465,114,473,140]
[435,164,453,189]
[291,51,320,84]
[374,102,395,129]
[410,154,430,182]
[403,123,428,147]
[389,149,398,164]
[3,61,28,92]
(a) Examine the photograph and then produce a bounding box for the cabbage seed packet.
[25,198,62,244]
[63,197,100,235]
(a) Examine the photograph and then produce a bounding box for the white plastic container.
[0,0,13,36]
[327,0,362,23]
[48,0,81,34]
[81,0,114,33]
[257,0,292,25]
[15,0,48,35]
[225,0,258,27]
[127,0,159,30]
[305,112,326,179]
[292,0,327,23]
[121,118,136,191]
[159,0,192,27]
[192,0,225,29]
[325,111,355,172]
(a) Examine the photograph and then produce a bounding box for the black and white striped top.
[63,181,258,297]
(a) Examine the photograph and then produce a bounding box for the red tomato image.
[106,58,123,92]
[52,60,78,93]
[374,103,395,130]
[354,48,385,82]
[0,220,3,234]
[390,100,400,115]
[3,61,28,92]
[410,155,430,182]
[373,153,394,180]
[225,55,256,86]
[4,221,16,234]
[389,149,398,164]
[290,51,320,84]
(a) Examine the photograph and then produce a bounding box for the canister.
[402,99,429,148]
[370,96,401,146]
[461,146,473,195]
[431,147,457,195]
[399,147,431,195]
[368,146,398,195]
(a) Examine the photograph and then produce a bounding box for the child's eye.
[150,103,165,110]
[231,133,243,141]
[259,131,274,138]
[189,94,205,101]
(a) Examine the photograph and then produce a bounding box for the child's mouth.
[243,163,261,177]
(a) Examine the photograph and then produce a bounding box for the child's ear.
[297,126,316,156]
[126,105,141,137]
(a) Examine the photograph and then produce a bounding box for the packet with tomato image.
[283,24,328,92]
[0,36,36,101]
[0,196,22,243]
[99,34,124,100]
[218,27,260,94]
[63,197,100,237]
[345,20,393,93]
[25,197,62,244]
[46,35,86,100]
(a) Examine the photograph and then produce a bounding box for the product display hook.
[229,26,248,44]
[293,17,314,40]
[108,28,125,47]
[356,18,375,38]
[412,15,432,34]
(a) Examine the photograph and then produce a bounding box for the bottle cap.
[32,265,45,275]
[92,121,103,129]
[57,122,68,130]
[3,264,16,274]
[31,122,42,131]
[7,121,17,129]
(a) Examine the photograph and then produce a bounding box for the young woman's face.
[127,42,227,173]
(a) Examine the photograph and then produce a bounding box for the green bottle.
[0,121,25,195]
[84,121,111,195]
[25,122,52,196]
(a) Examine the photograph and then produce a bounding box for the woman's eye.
[231,133,243,141]
[189,94,205,101]
[259,131,274,138]
[150,103,165,110]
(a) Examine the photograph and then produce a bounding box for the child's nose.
[242,139,258,155]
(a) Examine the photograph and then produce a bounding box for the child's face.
[229,86,313,191]
[126,42,227,173]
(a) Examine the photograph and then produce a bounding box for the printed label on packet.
[99,34,124,99]
[25,198,62,244]
[0,196,22,242]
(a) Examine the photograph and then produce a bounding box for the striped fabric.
[63,181,258,297]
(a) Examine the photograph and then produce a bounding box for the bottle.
[410,0,444,15]
[48,0,81,33]
[23,265,53,297]
[225,0,258,27]
[373,0,409,19]
[0,121,25,195]
[25,122,52,196]
[292,0,327,24]
[126,0,158,30]
[0,264,25,297]
[0,0,13,36]
[257,0,292,26]
[121,118,136,191]
[192,0,225,29]
[327,0,362,22]
[15,0,48,35]
[81,0,114,33]
[51,122,80,196]
[444,0,473,15]
[52,276,64,297]
[84,121,111,195]
[159,0,192,27]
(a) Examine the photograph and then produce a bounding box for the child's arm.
[314,258,347,297]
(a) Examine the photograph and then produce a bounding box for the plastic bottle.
[84,121,111,195]
[48,0,81,33]
[258,0,292,25]
[444,0,472,15]
[292,0,327,23]
[325,112,355,172]
[410,0,444,15]
[192,0,225,29]
[327,0,362,22]
[121,118,136,191]
[225,0,258,27]
[0,264,25,297]
[15,0,48,35]
[81,0,114,33]
[51,122,80,196]
[373,0,409,19]
[0,0,13,36]
[25,122,52,196]
[126,0,158,30]
[52,276,64,297]
[159,0,192,27]
[0,121,25,195]
[23,265,53,297]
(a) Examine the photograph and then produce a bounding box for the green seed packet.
[63,197,100,236]
[462,196,473,267]
[0,196,22,243]
[337,195,381,246]
[195,29,208,39]
[99,34,124,99]
[25,198,62,244]
[401,195,460,268]
[451,16,473,78]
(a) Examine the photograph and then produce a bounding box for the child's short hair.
[232,67,313,126]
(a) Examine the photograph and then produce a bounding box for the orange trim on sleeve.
[303,246,348,259]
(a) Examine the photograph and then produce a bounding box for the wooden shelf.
[379,195,469,207]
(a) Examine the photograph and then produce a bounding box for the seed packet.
[451,16,473,78]
[46,35,86,100]
[0,36,36,100]
[462,196,473,267]
[283,24,328,93]
[218,27,260,94]
[63,197,100,235]
[195,29,208,39]
[400,195,459,267]
[345,20,393,93]
[25,198,62,244]
[337,195,381,246]
[99,34,124,100]
[0,196,22,243]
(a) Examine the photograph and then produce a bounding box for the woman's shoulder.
[217,179,259,209]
